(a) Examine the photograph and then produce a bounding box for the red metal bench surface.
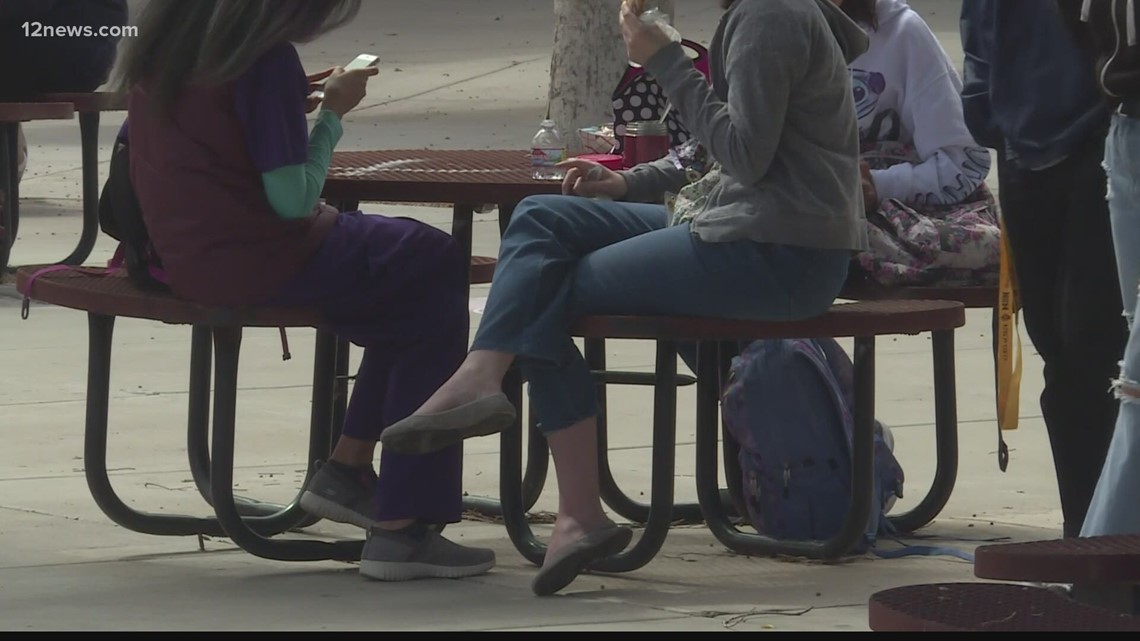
[869,583,1140,631]
[32,92,127,113]
[16,267,321,328]
[0,102,75,123]
[975,535,1140,584]
[571,299,966,340]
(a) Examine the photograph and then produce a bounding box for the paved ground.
[0,1,1072,631]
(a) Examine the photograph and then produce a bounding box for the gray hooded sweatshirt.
[622,0,871,252]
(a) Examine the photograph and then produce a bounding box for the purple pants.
[271,212,469,523]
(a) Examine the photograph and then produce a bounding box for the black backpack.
[97,139,168,292]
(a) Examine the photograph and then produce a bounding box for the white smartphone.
[343,53,380,71]
[311,54,379,100]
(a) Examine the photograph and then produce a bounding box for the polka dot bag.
[611,39,711,155]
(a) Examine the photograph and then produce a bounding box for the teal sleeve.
[261,109,344,220]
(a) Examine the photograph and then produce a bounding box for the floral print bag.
[853,142,1001,287]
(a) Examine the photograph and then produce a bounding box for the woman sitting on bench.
[837,0,998,288]
[379,0,871,595]
[113,0,494,583]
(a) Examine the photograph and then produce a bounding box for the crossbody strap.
[20,245,127,319]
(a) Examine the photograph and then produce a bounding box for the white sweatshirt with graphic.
[851,0,991,207]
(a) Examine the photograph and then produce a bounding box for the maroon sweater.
[127,65,335,307]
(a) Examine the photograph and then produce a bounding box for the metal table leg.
[326,200,358,449]
[1,123,15,270]
[60,112,100,265]
[453,203,475,274]
[331,336,350,447]
[185,326,332,525]
[501,341,679,573]
[591,340,680,573]
[498,367,548,566]
[83,314,226,536]
[186,325,216,506]
[81,312,347,551]
[586,337,735,525]
[208,326,363,561]
[458,200,550,516]
[498,202,516,235]
[887,329,960,533]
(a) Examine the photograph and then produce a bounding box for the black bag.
[611,39,711,155]
[97,139,168,292]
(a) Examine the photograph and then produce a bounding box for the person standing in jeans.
[1057,0,1140,537]
[960,0,1128,538]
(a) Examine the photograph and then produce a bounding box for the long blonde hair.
[114,0,361,113]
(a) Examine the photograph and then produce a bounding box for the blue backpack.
[722,337,904,553]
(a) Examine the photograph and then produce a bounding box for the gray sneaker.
[360,525,495,581]
[299,460,379,530]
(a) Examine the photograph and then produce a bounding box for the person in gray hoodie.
[379,0,869,596]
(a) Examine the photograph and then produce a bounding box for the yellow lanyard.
[997,216,1023,432]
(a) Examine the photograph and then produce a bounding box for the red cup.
[578,153,624,171]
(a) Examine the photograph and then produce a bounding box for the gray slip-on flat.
[380,393,517,454]
[531,523,633,597]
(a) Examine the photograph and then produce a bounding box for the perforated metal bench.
[869,583,1140,631]
[15,256,498,562]
[975,534,1140,614]
[497,299,967,573]
[840,280,998,309]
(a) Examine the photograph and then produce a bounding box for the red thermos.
[622,121,671,169]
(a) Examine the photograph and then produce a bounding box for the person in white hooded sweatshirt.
[837,0,992,211]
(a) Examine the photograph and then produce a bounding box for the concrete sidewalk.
[1,1,1070,631]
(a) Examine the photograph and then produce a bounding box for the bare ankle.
[459,350,514,383]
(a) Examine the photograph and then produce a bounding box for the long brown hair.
[114,0,361,112]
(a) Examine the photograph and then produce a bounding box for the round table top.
[325,149,563,205]
[0,102,75,123]
[34,92,127,113]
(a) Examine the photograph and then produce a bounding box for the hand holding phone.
[320,55,380,117]
[343,54,380,71]
[309,54,379,103]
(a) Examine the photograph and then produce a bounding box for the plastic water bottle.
[531,119,566,181]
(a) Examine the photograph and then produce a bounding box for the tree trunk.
[548,0,626,155]
[548,0,680,154]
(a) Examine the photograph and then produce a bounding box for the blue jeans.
[471,194,851,432]
[1083,113,1140,537]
